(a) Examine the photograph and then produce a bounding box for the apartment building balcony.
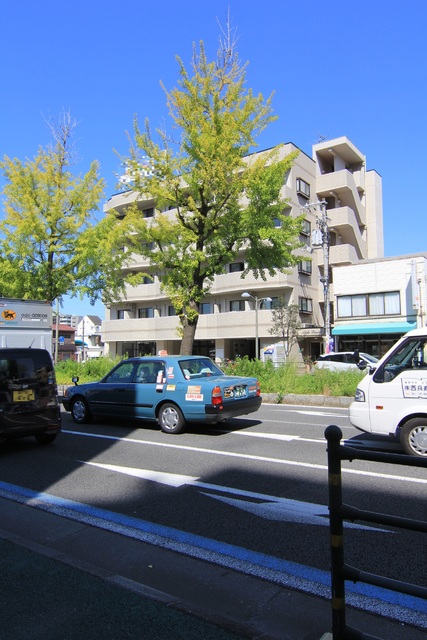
[328,206,366,256]
[121,280,164,302]
[103,316,179,343]
[104,190,155,217]
[102,309,275,344]
[210,269,295,295]
[316,170,366,228]
[329,243,361,266]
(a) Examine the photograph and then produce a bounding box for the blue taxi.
[62,355,262,434]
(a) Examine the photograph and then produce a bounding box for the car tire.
[35,432,57,445]
[158,403,185,434]
[400,418,427,457]
[71,397,92,424]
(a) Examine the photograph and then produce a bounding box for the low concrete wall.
[262,393,352,407]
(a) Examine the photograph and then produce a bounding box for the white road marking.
[81,461,387,531]
[63,430,427,484]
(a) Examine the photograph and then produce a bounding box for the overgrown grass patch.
[221,357,364,397]
[55,356,364,397]
[55,356,121,385]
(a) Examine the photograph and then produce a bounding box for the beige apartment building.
[102,136,384,362]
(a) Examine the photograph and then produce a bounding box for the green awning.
[332,321,417,336]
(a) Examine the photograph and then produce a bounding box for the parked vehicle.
[349,328,427,457]
[0,348,61,445]
[62,355,262,434]
[314,351,378,372]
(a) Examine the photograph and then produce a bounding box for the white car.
[314,351,378,372]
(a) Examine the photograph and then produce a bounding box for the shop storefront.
[332,322,417,358]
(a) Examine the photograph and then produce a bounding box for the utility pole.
[301,200,332,354]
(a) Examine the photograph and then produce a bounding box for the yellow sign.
[2,309,16,321]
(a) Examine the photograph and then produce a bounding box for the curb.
[260,393,352,408]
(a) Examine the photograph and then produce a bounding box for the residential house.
[75,315,104,360]
[52,323,77,361]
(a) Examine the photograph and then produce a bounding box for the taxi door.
[131,360,167,419]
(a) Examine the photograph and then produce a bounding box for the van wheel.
[35,433,57,445]
[71,397,92,424]
[400,418,427,457]
[158,403,185,434]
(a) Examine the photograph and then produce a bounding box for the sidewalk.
[1,496,425,640]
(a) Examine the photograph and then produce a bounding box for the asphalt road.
[0,402,426,633]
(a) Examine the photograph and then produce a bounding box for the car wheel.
[158,403,185,434]
[71,397,92,424]
[35,432,57,445]
[400,418,427,457]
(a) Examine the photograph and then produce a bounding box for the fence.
[325,424,427,640]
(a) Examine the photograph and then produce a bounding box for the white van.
[349,328,427,457]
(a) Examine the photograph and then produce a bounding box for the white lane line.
[63,430,427,484]
[229,431,324,445]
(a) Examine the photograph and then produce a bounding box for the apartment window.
[138,307,154,319]
[117,310,125,319]
[168,305,177,316]
[143,207,154,218]
[337,292,400,318]
[301,219,311,236]
[230,300,245,312]
[199,303,212,314]
[298,260,312,275]
[229,262,245,273]
[299,297,313,313]
[296,178,310,199]
[259,298,274,310]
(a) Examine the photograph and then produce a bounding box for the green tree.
[0,112,108,306]
[114,29,303,354]
[268,298,301,359]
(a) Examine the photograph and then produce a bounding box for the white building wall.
[333,255,427,327]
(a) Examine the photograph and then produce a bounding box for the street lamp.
[241,292,272,359]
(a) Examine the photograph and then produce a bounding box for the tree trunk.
[179,306,199,355]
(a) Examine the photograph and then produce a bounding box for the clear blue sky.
[1,0,426,318]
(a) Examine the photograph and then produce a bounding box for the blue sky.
[1,0,426,318]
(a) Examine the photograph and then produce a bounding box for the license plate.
[13,389,35,402]
[224,385,246,399]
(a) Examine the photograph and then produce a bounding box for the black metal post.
[326,424,346,639]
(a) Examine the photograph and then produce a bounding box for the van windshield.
[374,338,427,382]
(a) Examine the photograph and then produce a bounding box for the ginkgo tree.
[0,112,117,307]
[111,28,304,354]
